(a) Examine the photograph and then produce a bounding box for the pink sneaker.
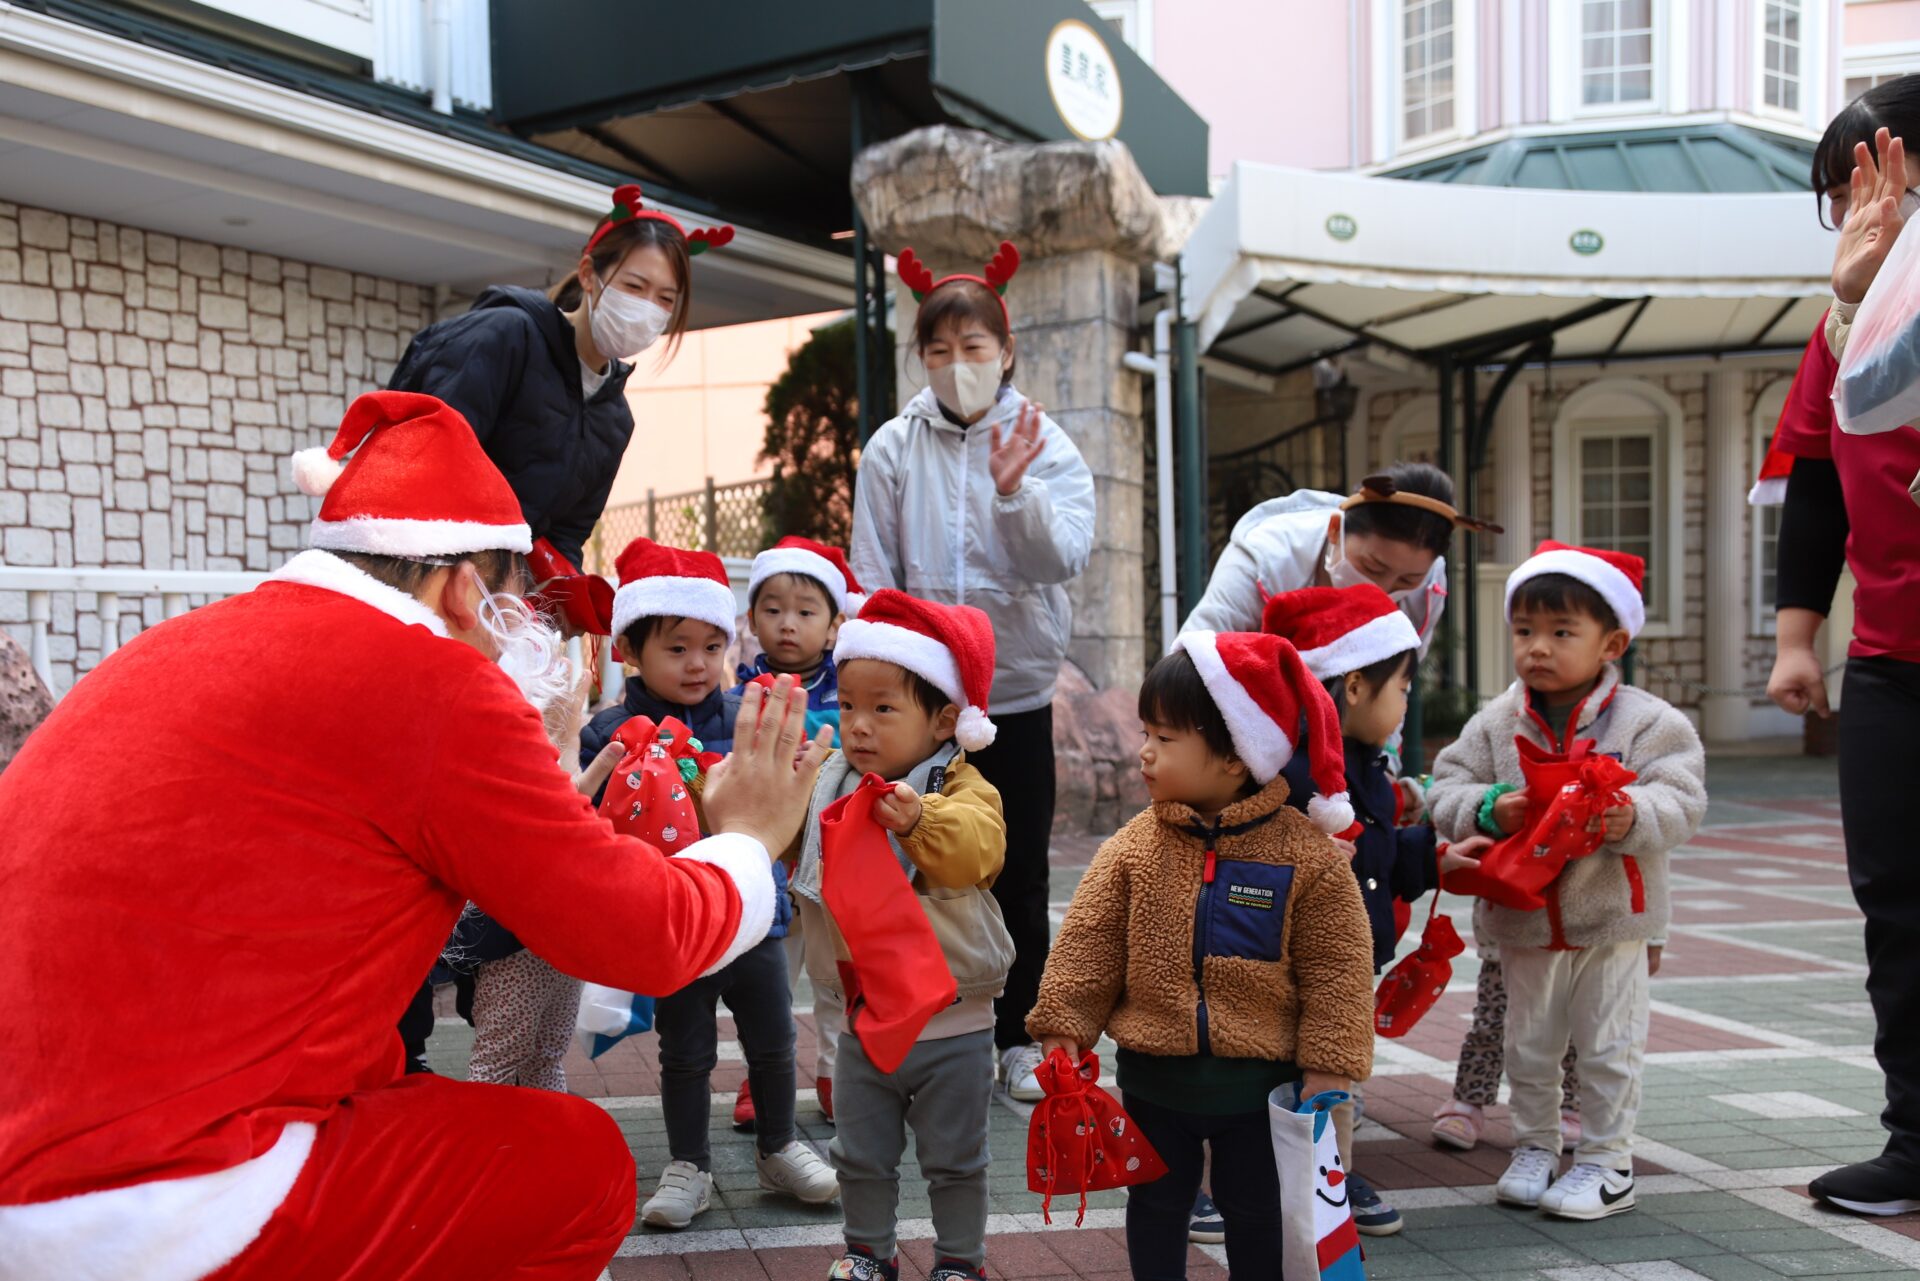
[1560,1110,1583,1147]
[1431,1099,1484,1151]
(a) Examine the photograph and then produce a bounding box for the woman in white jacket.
[850,242,1096,1101]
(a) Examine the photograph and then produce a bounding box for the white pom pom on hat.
[834,589,998,753]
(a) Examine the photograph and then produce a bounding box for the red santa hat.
[1260,584,1422,682]
[1170,630,1354,833]
[748,536,865,617]
[1505,540,1648,639]
[834,589,997,752]
[1748,441,1793,507]
[288,391,531,556]
[611,538,738,644]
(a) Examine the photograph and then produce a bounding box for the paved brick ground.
[424,751,1920,1279]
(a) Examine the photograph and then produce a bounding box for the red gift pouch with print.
[820,774,957,1074]
[1442,738,1636,912]
[1374,870,1465,1038]
[1026,1049,1168,1226]
[596,716,717,852]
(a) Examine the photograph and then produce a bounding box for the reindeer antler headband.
[896,241,1022,323]
[585,184,735,257]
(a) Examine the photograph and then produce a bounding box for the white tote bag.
[1834,193,1920,437]
[1269,1086,1367,1281]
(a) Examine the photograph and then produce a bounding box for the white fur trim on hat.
[1504,548,1646,639]
[1297,610,1422,682]
[672,832,776,977]
[1173,630,1293,783]
[290,446,344,498]
[611,575,739,644]
[748,547,848,615]
[309,514,534,558]
[836,616,996,749]
[1747,475,1786,507]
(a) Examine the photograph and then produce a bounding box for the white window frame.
[1574,0,1660,117]
[1758,0,1807,119]
[1550,379,1686,638]
[1750,377,1792,637]
[1375,0,1478,160]
[1088,0,1154,63]
[1842,40,1920,107]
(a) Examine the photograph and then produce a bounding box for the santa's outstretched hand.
[704,675,835,858]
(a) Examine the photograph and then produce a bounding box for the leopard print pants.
[1453,957,1580,1111]
[468,948,583,1093]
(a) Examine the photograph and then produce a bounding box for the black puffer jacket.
[388,286,635,568]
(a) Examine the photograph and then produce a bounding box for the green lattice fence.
[584,477,773,575]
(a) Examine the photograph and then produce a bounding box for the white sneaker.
[1540,1162,1635,1220]
[640,1160,712,1229]
[1495,1145,1559,1208]
[756,1140,840,1204]
[999,1044,1044,1102]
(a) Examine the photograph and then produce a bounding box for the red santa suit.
[0,393,776,1281]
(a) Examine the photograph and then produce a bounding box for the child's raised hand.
[1595,802,1635,843]
[1440,834,1493,875]
[1491,788,1529,835]
[872,783,923,835]
[989,401,1048,496]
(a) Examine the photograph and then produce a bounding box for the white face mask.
[474,576,573,712]
[587,278,671,359]
[929,355,1003,419]
[1323,525,1425,606]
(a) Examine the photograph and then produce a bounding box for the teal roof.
[1385,124,1815,194]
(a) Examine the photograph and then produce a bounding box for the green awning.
[1385,124,1816,195]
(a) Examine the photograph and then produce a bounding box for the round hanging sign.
[1326,213,1358,241]
[1570,229,1605,256]
[1045,20,1124,141]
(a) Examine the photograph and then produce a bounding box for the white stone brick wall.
[0,200,433,692]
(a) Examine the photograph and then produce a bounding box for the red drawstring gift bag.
[819,773,958,1074]
[1442,737,1637,912]
[596,715,718,851]
[1027,1049,1168,1225]
[1375,850,1466,1038]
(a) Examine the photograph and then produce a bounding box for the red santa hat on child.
[834,589,997,752]
[1505,540,1648,639]
[289,391,532,556]
[1748,441,1793,507]
[748,536,865,617]
[1259,584,1422,682]
[1170,630,1354,833]
[611,538,738,644]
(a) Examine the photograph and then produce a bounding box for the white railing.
[0,567,269,698]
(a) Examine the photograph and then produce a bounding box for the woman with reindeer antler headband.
[848,241,1097,1106]
[384,184,733,1078]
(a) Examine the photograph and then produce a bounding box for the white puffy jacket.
[850,386,1096,714]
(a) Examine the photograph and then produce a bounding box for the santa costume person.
[0,390,831,1281]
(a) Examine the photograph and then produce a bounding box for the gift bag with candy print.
[1374,853,1466,1039]
[1026,1049,1168,1226]
[574,715,716,1059]
[1442,737,1636,912]
[1270,1087,1366,1281]
[819,773,957,1074]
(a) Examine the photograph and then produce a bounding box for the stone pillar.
[1702,369,1748,742]
[1491,383,1533,566]
[852,126,1163,692]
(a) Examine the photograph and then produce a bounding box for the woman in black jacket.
[388,184,729,569]
[391,185,732,1077]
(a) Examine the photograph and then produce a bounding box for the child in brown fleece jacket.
[1028,631,1375,1280]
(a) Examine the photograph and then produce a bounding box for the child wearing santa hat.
[1261,584,1494,1237]
[731,535,863,1130]
[579,538,840,1228]
[1429,542,1706,1222]
[1027,631,1376,1278]
[783,589,1014,1281]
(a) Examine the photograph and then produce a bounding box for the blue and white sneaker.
[1188,1190,1225,1243]
[1346,1172,1403,1236]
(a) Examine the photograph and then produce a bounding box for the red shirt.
[1773,318,1920,662]
[0,577,754,1205]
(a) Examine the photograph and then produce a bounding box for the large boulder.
[1052,659,1149,837]
[0,631,53,773]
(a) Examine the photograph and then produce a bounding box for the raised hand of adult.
[702,674,834,857]
[989,400,1048,496]
[1834,128,1909,306]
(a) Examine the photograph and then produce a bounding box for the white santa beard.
[479,589,573,712]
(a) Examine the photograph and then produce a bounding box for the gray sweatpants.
[829,1028,994,1269]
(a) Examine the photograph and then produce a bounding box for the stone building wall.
[0,199,432,692]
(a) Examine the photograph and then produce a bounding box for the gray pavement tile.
[1744,1251,1911,1277]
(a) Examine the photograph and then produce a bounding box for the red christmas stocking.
[820,774,957,1074]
